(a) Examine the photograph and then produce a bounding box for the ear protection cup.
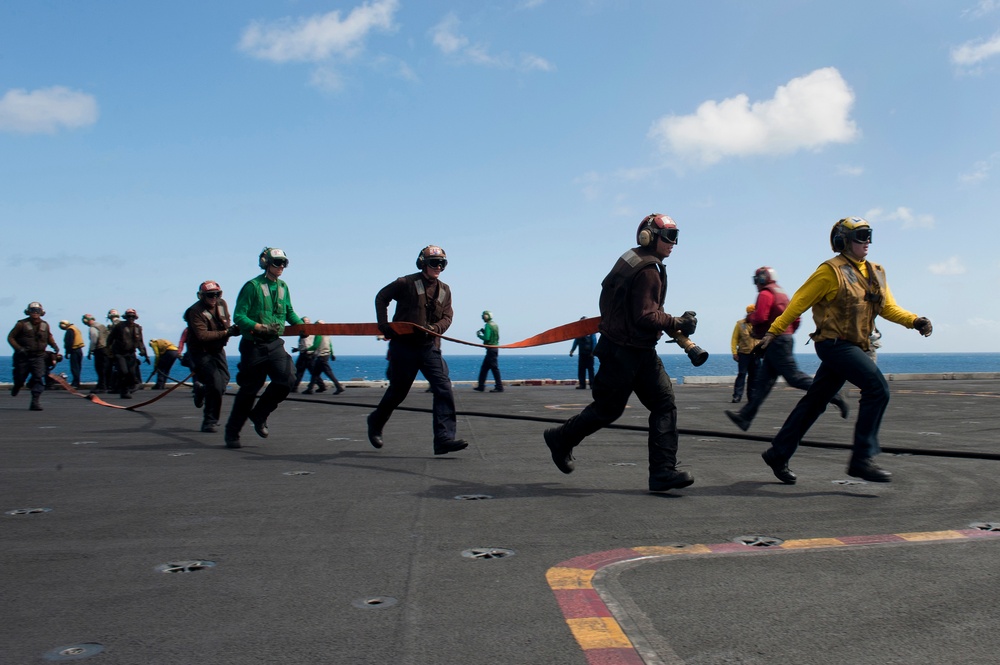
[831,230,846,253]
[259,248,271,270]
[637,215,657,247]
[24,302,45,316]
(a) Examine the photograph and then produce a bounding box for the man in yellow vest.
[756,217,932,484]
[729,305,759,403]
[149,338,180,389]
[59,320,86,389]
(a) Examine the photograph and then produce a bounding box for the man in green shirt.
[224,247,304,449]
[474,310,503,392]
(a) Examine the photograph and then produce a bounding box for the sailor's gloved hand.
[226,324,241,338]
[674,311,698,336]
[262,322,283,337]
[143,356,151,365]
[291,347,299,353]
[755,333,776,356]
[913,317,933,337]
[476,328,485,340]
[87,352,92,359]
[330,355,336,361]
[378,323,396,340]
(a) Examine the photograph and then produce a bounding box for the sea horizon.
[5,352,1000,385]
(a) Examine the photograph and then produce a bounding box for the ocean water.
[4,352,1000,385]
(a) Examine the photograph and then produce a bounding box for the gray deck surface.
[2,377,998,664]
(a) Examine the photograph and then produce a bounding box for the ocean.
[4,352,1000,385]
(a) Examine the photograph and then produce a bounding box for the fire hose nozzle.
[667,330,709,367]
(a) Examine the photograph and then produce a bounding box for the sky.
[2,0,999,358]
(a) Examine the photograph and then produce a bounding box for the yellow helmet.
[830,217,872,252]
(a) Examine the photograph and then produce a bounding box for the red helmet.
[198,280,223,298]
[753,266,778,287]
[636,214,678,247]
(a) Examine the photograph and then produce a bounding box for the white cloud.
[961,1,1000,19]
[837,164,865,176]
[865,206,935,230]
[951,32,1000,67]
[428,12,554,73]
[430,13,468,54]
[929,256,967,275]
[959,152,1000,184]
[0,86,98,134]
[648,67,859,166]
[239,0,399,63]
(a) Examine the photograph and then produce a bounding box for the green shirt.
[233,274,304,340]
[478,321,500,346]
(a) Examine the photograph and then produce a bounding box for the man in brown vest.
[367,245,468,456]
[8,302,59,410]
[542,214,698,493]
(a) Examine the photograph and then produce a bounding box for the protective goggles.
[655,227,679,244]
[846,227,873,244]
[202,291,222,298]
[425,258,448,269]
[269,258,288,268]
[27,307,43,314]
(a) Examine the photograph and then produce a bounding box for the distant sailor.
[473,310,503,393]
[758,217,933,484]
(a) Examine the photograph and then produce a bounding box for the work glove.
[378,323,396,340]
[143,356,151,365]
[226,324,241,338]
[330,355,336,362]
[262,322,283,337]
[913,317,933,337]
[674,311,698,336]
[754,333,775,356]
[87,352,92,359]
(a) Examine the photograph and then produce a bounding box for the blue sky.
[2,0,998,358]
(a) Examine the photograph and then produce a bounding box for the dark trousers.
[371,339,457,445]
[554,338,679,476]
[737,335,813,422]
[293,352,314,391]
[13,351,47,397]
[770,340,889,463]
[114,353,138,396]
[226,337,295,435]
[577,352,595,388]
[732,352,760,401]
[67,348,83,387]
[308,356,343,391]
[190,349,230,426]
[92,348,108,390]
[477,348,502,389]
[153,350,179,388]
